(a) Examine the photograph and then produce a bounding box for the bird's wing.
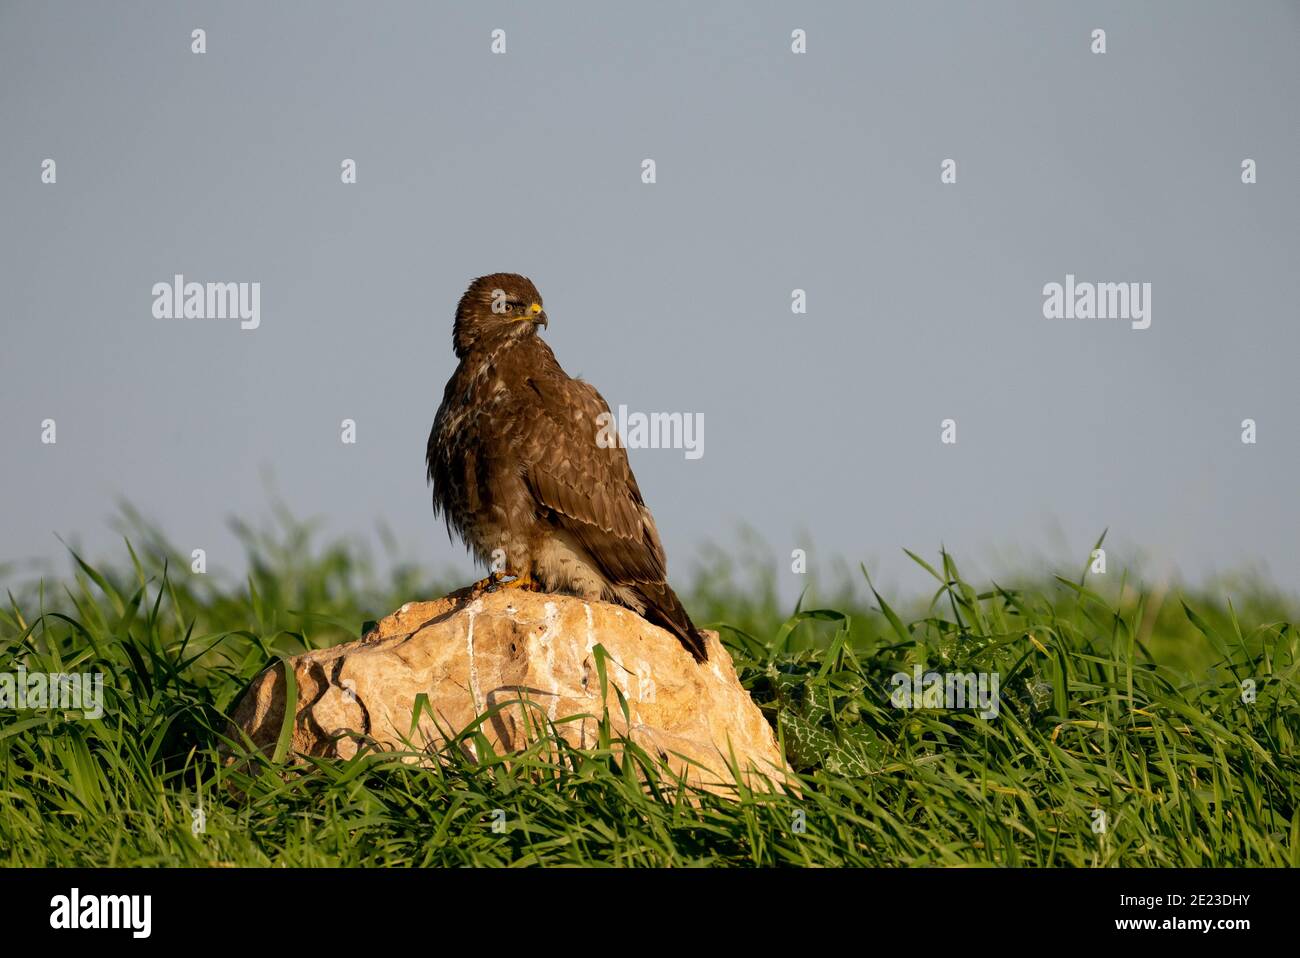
[516,355,668,586]
[505,341,707,662]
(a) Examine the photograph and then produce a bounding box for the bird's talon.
[468,571,507,596]
[499,574,539,592]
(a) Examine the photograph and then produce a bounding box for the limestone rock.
[228,589,787,793]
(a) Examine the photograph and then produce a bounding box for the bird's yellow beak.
[528,302,547,328]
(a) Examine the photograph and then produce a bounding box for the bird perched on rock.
[426,273,708,662]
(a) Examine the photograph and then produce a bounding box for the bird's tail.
[635,582,709,663]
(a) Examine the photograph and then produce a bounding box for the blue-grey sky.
[2,1,1297,600]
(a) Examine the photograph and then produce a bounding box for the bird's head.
[453,273,547,356]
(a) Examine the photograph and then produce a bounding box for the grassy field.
[1,512,1297,867]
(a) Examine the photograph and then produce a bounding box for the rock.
[228,589,787,794]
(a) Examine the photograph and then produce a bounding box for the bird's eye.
[502,302,513,313]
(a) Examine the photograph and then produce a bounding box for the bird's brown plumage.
[427,273,708,662]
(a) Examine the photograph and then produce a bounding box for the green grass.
[1,512,1297,867]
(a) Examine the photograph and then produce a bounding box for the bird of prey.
[426,273,708,663]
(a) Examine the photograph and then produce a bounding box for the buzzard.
[426,273,708,662]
